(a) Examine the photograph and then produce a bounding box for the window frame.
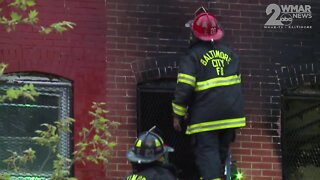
[0,73,73,179]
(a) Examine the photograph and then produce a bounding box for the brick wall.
[1,0,319,179]
[0,0,108,179]
[106,0,319,180]
[106,1,196,178]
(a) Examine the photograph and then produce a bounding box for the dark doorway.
[137,79,199,179]
[281,85,320,180]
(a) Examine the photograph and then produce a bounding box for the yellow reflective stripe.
[186,117,246,134]
[155,139,161,147]
[135,140,142,147]
[128,175,138,180]
[200,178,220,180]
[177,73,196,87]
[195,74,241,91]
[200,177,221,180]
[127,174,147,180]
[172,102,187,116]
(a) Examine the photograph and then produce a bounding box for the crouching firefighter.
[172,7,246,180]
[124,127,177,180]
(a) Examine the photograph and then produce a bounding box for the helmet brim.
[126,145,174,164]
[185,20,193,28]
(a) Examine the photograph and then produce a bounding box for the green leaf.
[108,142,116,148]
[0,63,8,76]
[93,135,100,141]
[29,10,38,18]
[34,130,42,134]
[51,23,65,33]
[40,123,50,127]
[0,16,7,24]
[101,139,109,145]
[10,12,22,22]
[27,10,38,24]
[67,178,78,180]
[26,0,36,7]
[0,174,11,180]
[111,121,121,127]
[6,88,19,100]
[39,26,52,34]
[63,21,76,29]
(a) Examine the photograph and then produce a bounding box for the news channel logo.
[264,4,312,29]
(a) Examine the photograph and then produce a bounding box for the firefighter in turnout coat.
[172,7,246,180]
[124,128,177,180]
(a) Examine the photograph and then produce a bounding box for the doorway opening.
[137,79,199,179]
[281,85,320,180]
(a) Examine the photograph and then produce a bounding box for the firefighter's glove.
[173,117,182,132]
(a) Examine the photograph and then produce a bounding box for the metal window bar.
[0,74,72,179]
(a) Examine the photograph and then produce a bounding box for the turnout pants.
[193,128,235,180]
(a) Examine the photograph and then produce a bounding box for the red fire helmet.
[191,12,223,41]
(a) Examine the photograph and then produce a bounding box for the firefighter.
[172,7,246,180]
[124,128,177,180]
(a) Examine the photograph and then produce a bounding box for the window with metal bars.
[282,85,320,180]
[0,74,72,179]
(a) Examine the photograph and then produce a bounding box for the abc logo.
[280,14,293,26]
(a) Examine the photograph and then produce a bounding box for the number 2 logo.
[265,4,283,26]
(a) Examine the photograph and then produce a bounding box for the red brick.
[237,162,252,169]
[221,9,241,16]
[252,149,273,156]
[252,135,273,142]
[252,162,273,169]
[262,170,282,177]
[118,164,132,171]
[241,142,262,149]
[235,134,252,141]
[242,155,262,162]
[233,148,252,156]
[262,157,281,163]
[241,10,263,17]
[251,176,273,180]
[241,128,262,135]
[272,163,281,170]
[244,169,262,176]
